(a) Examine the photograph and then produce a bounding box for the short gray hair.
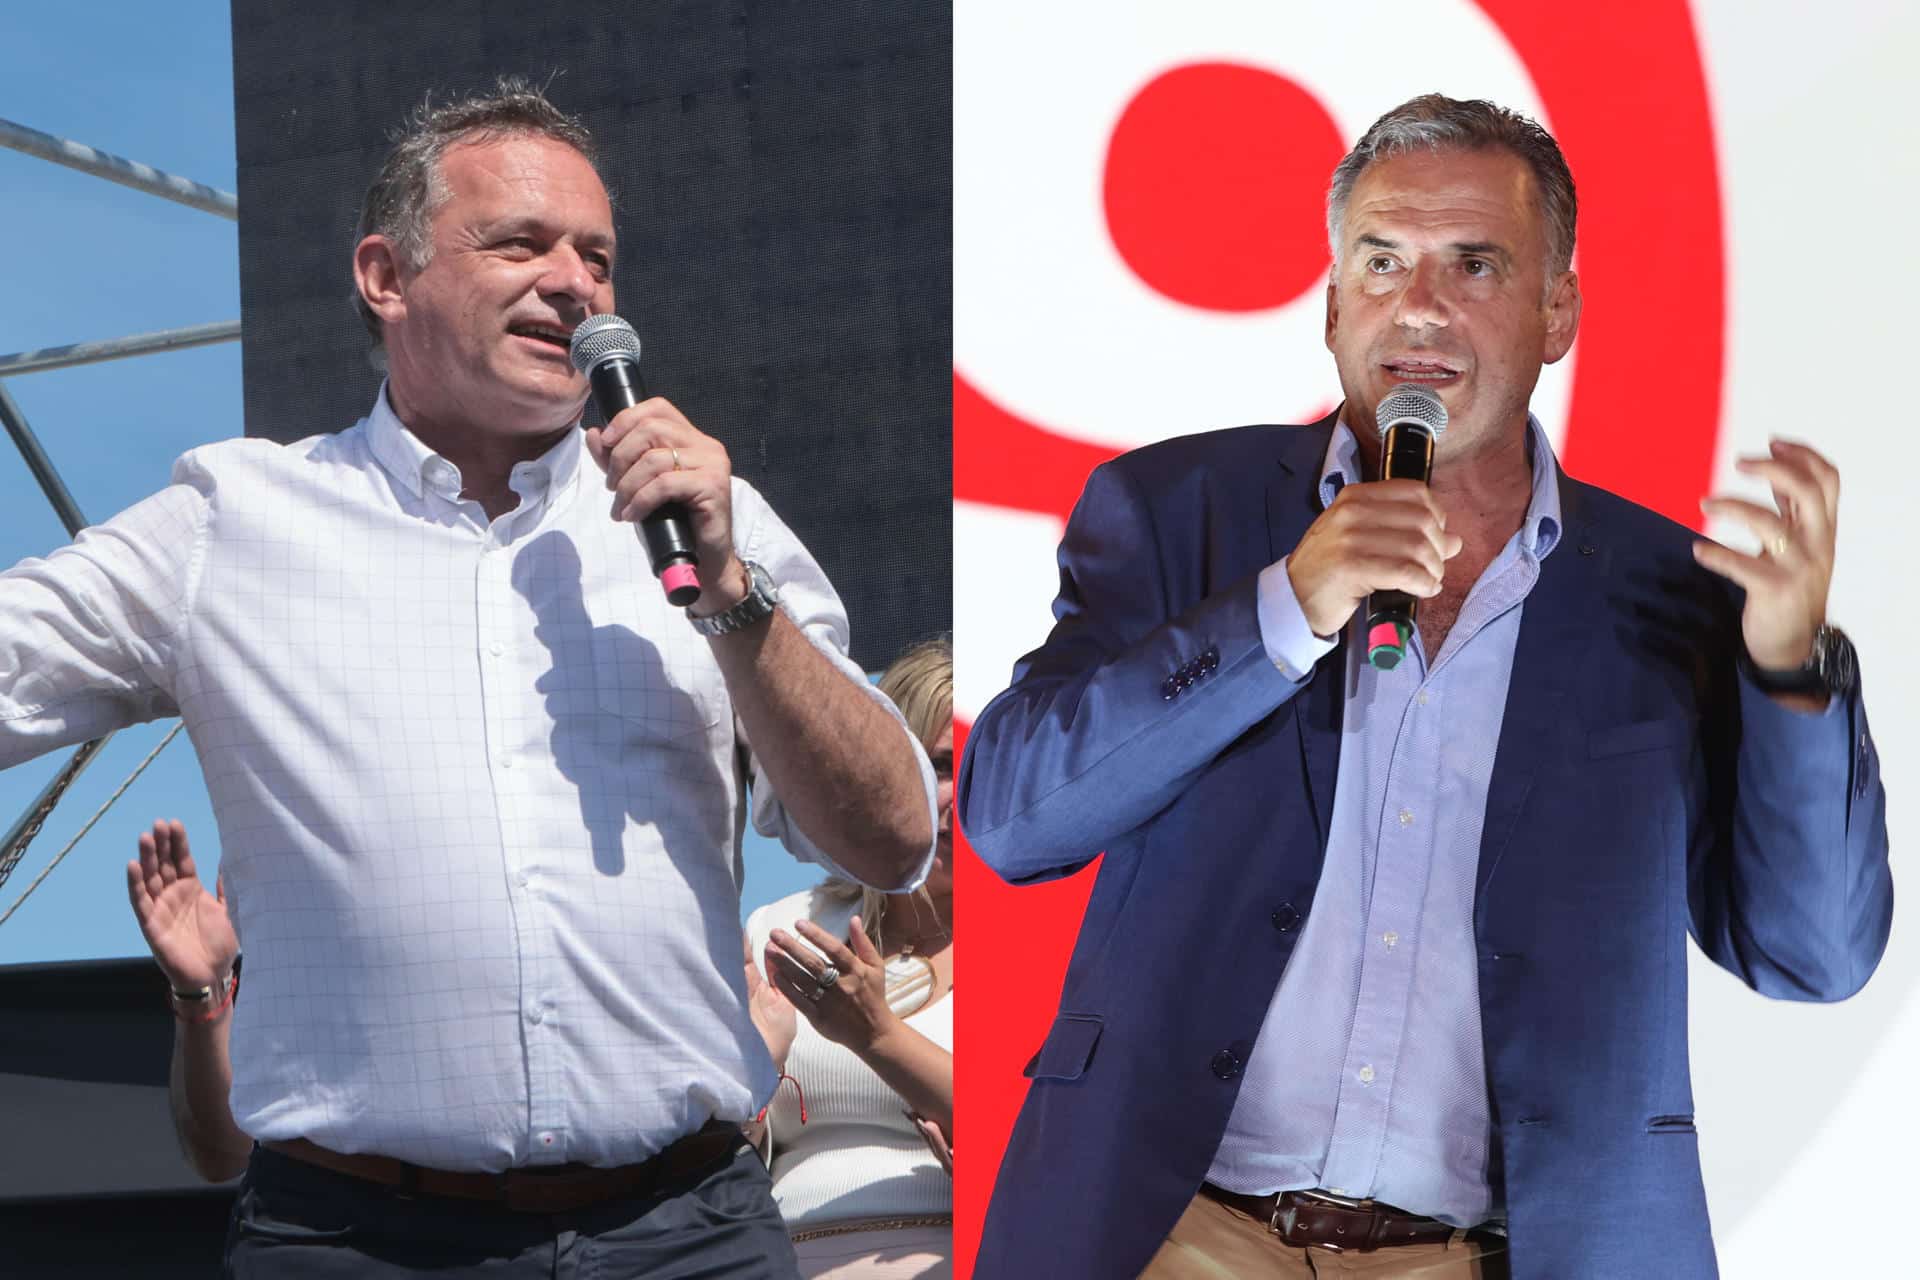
[1326,94,1577,278]
[353,75,602,343]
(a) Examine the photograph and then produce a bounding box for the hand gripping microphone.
[569,314,701,606]
[1364,383,1449,670]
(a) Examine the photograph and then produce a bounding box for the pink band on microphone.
[1367,621,1404,653]
[662,563,701,597]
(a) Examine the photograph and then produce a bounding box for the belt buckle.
[1297,1188,1374,1210]
[1273,1189,1374,1253]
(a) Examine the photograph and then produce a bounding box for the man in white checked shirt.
[2,79,936,1278]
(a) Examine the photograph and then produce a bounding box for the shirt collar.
[365,381,585,508]
[1318,411,1563,560]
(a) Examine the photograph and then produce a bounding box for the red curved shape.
[1103,63,1344,312]
[1478,0,1726,528]
[953,372,1121,518]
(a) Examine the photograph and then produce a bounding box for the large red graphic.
[955,4,1725,1274]
[1104,64,1346,313]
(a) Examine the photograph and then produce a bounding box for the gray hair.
[353,75,602,343]
[1326,94,1577,279]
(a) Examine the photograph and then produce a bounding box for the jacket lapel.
[1476,471,1607,900]
[1269,415,1343,850]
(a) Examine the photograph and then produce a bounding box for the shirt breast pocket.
[589,622,727,746]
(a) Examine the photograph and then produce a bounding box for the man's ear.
[354,235,408,330]
[1543,270,1582,365]
[1324,275,1340,352]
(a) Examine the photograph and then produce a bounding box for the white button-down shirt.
[0,389,936,1171]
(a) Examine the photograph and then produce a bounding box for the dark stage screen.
[230,0,950,669]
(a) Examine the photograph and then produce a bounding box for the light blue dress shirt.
[1205,415,1564,1227]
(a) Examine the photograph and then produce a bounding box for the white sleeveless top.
[746,889,953,1227]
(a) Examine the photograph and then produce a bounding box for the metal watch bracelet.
[686,560,777,636]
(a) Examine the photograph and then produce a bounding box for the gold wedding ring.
[1771,535,1789,557]
[671,447,682,472]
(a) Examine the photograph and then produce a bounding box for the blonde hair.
[818,636,952,951]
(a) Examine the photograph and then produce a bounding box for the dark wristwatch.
[687,560,778,636]
[1742,622,1857,699]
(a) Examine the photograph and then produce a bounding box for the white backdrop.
[954,2,1916,1273]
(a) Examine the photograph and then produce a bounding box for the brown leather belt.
[1201,1184,1465,1252]
[262,1118,744,1214]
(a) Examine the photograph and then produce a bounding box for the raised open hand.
[1695,438,1840,674]
[125,819,237,991]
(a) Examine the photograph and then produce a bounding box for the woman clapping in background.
[747,637,954,1278]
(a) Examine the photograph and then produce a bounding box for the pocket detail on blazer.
[1023,1013,1104,1082]
[1646,1114,1697,1134]
[1587,715,1694,759]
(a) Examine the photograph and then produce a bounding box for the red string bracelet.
[755,1072,809,1126]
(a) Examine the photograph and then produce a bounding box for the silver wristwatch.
[687,560,778,636]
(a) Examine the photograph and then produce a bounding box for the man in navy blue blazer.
[958,95,1891,1279]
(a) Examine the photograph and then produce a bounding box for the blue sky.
[0,4,822,965]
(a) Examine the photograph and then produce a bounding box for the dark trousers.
[224,1141,801,1279]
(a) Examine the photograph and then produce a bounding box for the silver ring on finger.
[816,964,840,988]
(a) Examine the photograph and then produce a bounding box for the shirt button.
[1271,904,1301,933]
[518,870,532,889]
[1398,808,1413,827]
[1416,689,1429,706]
[489,641,504,657]
[527,1006,545,1025]
[538,1132,556,1148]
[1358,1065,1376,1085]
[1210,1049,1242,1080]
[1382,930,1399,950]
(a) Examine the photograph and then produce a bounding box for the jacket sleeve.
[1688,669,1893,1001]
[957,460,1310,885]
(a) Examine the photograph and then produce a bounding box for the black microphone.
[1364,383,1449,670]
[569,314,701,606]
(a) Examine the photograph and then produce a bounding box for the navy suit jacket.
[958,420,1891,1279]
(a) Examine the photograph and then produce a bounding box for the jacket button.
[1210,1049,1242,1080]
[1271,904,1301,933]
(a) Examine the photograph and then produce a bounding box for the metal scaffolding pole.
[0,320,241,378]
[0,738,111,892]
[0,116,238,220]
[0,105,223,912]
[0,380,87,537]
[0,383,115,897]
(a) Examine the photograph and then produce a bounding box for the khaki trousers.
[1141,1189,1510,1279]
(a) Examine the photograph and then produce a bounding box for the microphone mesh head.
[1374,383,1448,439]
[569,313,641,376]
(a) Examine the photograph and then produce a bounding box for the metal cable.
[0,721,184,928]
